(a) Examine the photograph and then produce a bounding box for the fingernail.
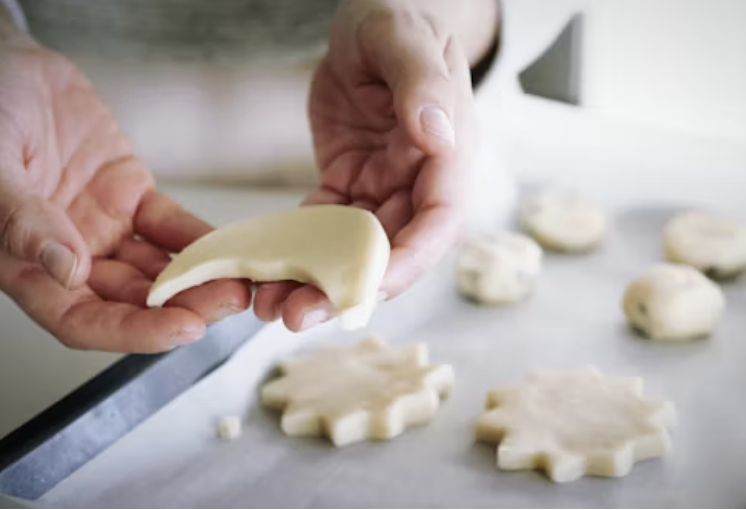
[41,242,78,289]
[420,106,455,146]
[301,309,329,331]
[171,325,205,347]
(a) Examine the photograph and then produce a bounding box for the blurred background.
[520,0,746,142]
[2,0,745,473]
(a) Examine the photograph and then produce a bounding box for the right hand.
[0,34,251,352]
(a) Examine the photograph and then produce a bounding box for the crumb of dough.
[216,415,243,441]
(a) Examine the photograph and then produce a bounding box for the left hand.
[253,0,476,331]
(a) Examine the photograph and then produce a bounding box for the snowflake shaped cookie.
[476,367,675,483]
[260,337,454,447]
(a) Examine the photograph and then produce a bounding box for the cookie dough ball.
[663,211,746,280]
[520,188,606,253]
[456,233,542,305]
[623,263,725,341]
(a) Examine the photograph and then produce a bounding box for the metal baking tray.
[0,312,263,501]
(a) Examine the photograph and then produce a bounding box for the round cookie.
[519,188,606,253]
[456,232,542,305]
[663,210,746,280]
[622,263,725,341]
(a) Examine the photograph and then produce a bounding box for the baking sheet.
[39,203,746,508]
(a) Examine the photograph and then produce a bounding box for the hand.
[253,0,476,331]
[0,36,250,352]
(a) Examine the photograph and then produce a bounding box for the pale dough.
[216,415,243,441]
[260,337,454,447]
[663,210,746,280]
[623,263,725,341]
[519,188,606,253]
[456,233,542,305]
[147,205,391,330]
[476,367,676,483]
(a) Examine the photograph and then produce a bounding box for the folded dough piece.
[147,205,390,330]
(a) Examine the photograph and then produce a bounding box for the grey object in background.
[520,14,583,105]
[19,0,336,63]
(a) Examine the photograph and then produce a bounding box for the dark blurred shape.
[519,14,582,105]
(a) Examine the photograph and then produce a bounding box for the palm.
[0,46,249,352]
[17,51,152,257]
[308,58,421,242]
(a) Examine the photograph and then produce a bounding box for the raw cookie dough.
[147,205,390,330]
[519,188,606,253]
[475,367,676,483]
[216,415,243,441]
[260,337,454,447]
[456,233,542,305]
[623,263,725,341]
[663,210,746,279]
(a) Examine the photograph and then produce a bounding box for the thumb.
[360,12,468,155]
[0,188,90,288]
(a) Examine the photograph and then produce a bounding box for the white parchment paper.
[41,203,746,509]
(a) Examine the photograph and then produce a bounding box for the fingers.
[0,188,91,289]
[131,195,252,322]
[382,203,461,299]
[115,238,172,279]
[358,8,470,156]
[61,301,206,353]
[374,189,413,239]
[280,285,334,333]
[93,255,252,324]
[381,151,466,299]
[253,282,302,322]
[134,191,213,253]
[0,251,204,353]
[301,188,348,207]
[365,24,472,300]
[88,259,152,306]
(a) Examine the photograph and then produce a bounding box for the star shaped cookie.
[476,367,675,482]
[260,337,454,446]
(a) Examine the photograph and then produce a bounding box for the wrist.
[401,0,499,68]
